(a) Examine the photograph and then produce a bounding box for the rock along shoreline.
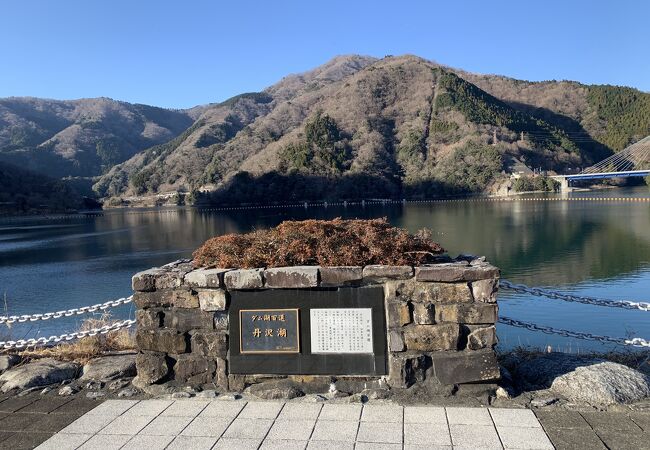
[0,350,649,412]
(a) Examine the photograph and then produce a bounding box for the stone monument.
[132,257,500,394]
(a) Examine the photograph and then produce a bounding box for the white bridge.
[552,135,650,190]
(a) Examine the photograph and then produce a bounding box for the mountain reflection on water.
[1,186,649,351]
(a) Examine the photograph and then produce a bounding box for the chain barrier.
[0,296,133,325]
[0,319,136,350]
[499,316,650,347]
[0,271,647,350]
[3,196,650,223]
[499,280,650,312]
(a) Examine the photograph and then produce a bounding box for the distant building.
[507,157,534,179]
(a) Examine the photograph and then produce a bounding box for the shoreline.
[4,187,650,219]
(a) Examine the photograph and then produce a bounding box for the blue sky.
[1,0,648,108]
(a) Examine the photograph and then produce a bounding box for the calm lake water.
[1,186,649,352]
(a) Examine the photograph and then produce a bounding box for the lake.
[1,186,649,352]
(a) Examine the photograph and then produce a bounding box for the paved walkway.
[34,399,554,449]
[0,397,647,449]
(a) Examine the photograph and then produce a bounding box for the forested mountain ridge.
[461,73,650,152]
[2,54,648,208]
[94,55,648,202]
[94,55,378,197]
[0,97,194,177]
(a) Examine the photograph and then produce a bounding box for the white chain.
[0,296,133,324]
[499,316,650,347]
[0,319,136,349]
[499,280,650,311]
[624,337,650,347]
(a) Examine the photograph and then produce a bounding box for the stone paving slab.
[357,421,403,444]
[18,398,73,414]
[629,411,650,431]
[277,403,322,421]
[166,435,217,450]
[266,419,316,441]
[490,408,541,428]
[47,398,100,416]
[403,406,446,424]
[497,426,554,449]
[446,406,493,426]
[310,419,359,442]
[542,427,607,450]
[318,403,361,421]
[449,423,502,449]
[181,417,231,437]
[533,410,591,429]
[78,433,132,450]
[21,413,77,433]
[594,429,650,450]
[0,396,38,413]
[33,432,90,450]
[404,423,451,446]
[581,410,643,433]
[200,400,245,418]
[161,400,209,417]
[307,442,354,450]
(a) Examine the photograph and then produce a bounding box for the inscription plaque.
[310,308,373,354]
[229,287,387,375]
[239,309,300,353]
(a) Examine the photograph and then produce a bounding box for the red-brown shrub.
[192,218,444,268]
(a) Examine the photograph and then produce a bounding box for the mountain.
[3,55,648,205]
[0,97,195,178]
[459,72,650,153]
[93,55,378,198]
[94,55,649,203]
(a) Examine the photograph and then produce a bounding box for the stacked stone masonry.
[132,258,500,392]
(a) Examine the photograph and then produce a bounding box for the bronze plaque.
[239,308,300,353]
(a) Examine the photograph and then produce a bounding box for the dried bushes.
[18,313,135,364]
[192,218,444,268]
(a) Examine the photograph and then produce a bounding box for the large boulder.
[551,361,650,405]
[81,354,137,381]
[249,379,304,400]
[0,358,79,392]
[505,352,601,388]
[504,352,650,405]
